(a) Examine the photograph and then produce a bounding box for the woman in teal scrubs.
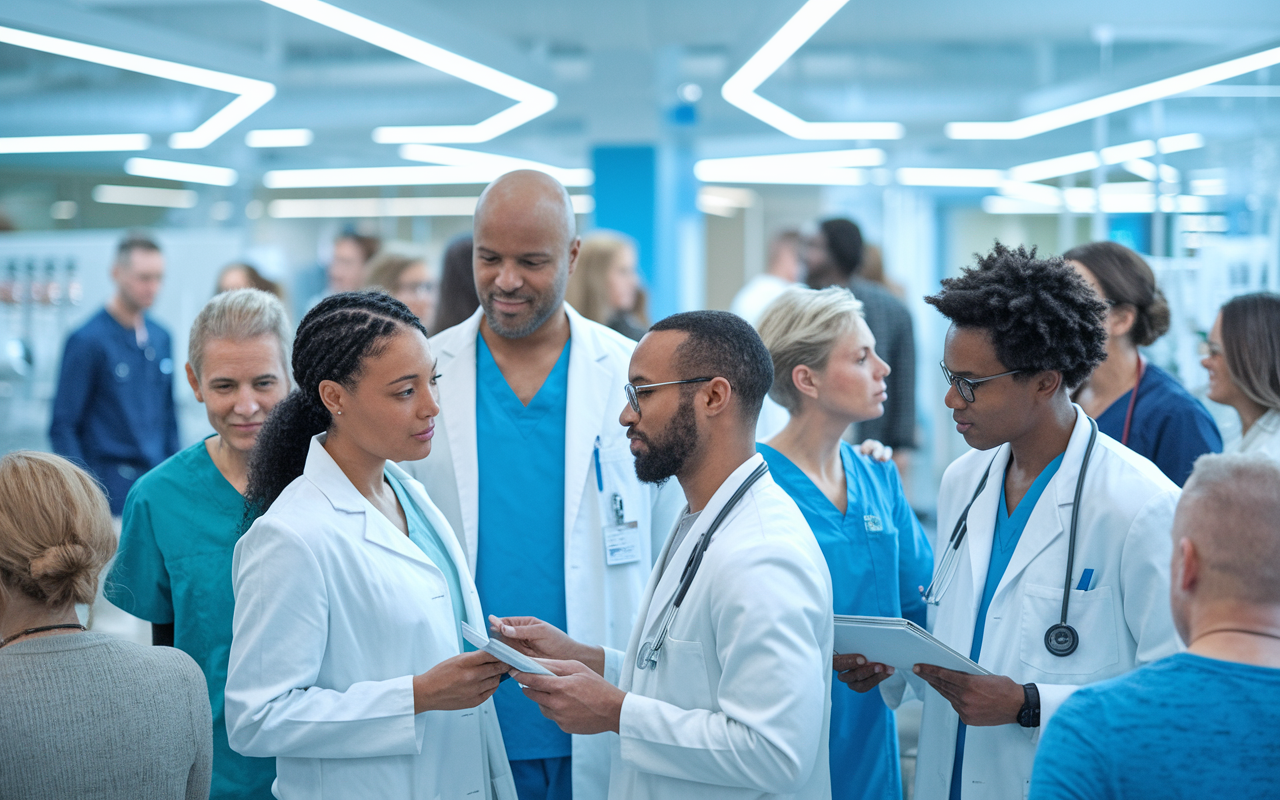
[756,286,933,800]
[106,289,292,800]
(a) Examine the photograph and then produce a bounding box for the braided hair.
[244,291,428,517]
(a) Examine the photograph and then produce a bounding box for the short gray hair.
[188,288,292,382]
[756,286,865,413]
[1179,453,1280,604]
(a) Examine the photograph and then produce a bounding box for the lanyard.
[1120,356,1145,447]
[636,462,769,671]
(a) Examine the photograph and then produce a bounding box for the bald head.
[1174,454,1280,606]
[475,170,577,250]
[472,170,580,339]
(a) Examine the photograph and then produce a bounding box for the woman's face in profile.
[218,267,252,293]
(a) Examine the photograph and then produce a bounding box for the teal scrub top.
[474,333,572,762]
[950,452,1064,800]
[759,441,933,800]
[386,471,467,648]
[105,438,275,800]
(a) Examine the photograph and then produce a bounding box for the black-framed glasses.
[940,361,1022,403]
[625,378,714,415]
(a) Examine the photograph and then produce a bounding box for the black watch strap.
[1017,682,1041,728]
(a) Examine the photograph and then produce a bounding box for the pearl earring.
[336,411,342,415]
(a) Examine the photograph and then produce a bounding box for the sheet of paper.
[461,621,555,676]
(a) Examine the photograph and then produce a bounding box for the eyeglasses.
[395,281,437,296]
[940,361,1022,403]
[625,378,713,415]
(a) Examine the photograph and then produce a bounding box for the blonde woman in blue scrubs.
[106,288,291,800]
[756,286,933,800]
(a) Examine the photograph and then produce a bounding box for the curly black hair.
[925,242,1107,388]
[243,291,428,519]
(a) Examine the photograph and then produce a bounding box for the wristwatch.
[1017,683,1040,728]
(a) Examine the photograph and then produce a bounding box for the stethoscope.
[636,462,770,671]
[922,417,1099,658]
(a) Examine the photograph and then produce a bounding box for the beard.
[481,267,569,339]
[631,393,699,485]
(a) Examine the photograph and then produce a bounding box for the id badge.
[603,492,641,565]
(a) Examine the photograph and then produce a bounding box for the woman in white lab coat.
[224,291,516,800]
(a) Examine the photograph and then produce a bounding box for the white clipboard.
[834,615,990,688]
[461,621,555,676]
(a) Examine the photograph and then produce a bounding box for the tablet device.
[833,615,989,676]
[461,621,556,676]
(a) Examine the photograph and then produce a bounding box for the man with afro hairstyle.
[837,243,1182,800]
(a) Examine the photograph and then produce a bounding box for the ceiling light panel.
[246,129,314,148]
[267,194,594,218]
[258,0,555,144]
[397,144,594,185]
[720,0,903,140]
[947,45,1280,140]
[895,168,1006,187]
[694,149,884,185]
[92,185,198,208]
[125,157,238,186]
[1008,134,1205,183]
[0,24,274,150]
[263,164,593,189]
[0,133,151,154]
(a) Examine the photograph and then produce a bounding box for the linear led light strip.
[1008,133,1204,182]
[398,144,593,185]
[720,0,903,140]
[259,0,555,144]
[948,45,1280,140]
[125,157,239,186]
[265,146,594,188]
[694,148,885,185]
[267,194,595,218]
[0,24,274,150]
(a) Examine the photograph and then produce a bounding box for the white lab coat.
[225,434,516,800]
[605,454,834,800]
[900,408,1181,800]
[401,305,681,798]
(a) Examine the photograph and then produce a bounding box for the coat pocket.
[653,637,714,711]
[1018,582,1120,678]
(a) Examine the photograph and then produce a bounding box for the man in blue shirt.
[1031,453,1280,800]
[49,234,179,515]
[404,171,678,800]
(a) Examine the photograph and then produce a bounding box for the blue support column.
[591,145,658,291]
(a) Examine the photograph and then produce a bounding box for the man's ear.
[1034,370,1064,400]
[1177,537,1199,593]
[700,376,734,418]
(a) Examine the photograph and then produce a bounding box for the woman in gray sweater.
[0,451,212,800]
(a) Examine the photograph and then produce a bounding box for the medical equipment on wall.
[922,418,1099,657]
[636,462,769,670]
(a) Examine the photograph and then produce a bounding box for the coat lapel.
[562,305,614,546]
[435,309,483,569]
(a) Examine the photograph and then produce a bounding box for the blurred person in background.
[858,244,905,299]
[105,289,291,800]
[216,262,284,300]
[757,286,932,800]
[805,219,917,477]
[0,451,212,800]
[432,233,479,335]
[308,232,380,310]
[565,231,649,340]
[1030,453,1280,800]
[365,251,438,326]
[1065,241,1221,486]
[49,233,179,515]
[730,229,804,326]
[1201,292,1280,461]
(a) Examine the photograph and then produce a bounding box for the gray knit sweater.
[0,631,212,800]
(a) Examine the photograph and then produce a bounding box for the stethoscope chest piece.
[1044,623,1079,657]
[636,641,655,671]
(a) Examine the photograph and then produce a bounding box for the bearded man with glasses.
[840,243,1182,800]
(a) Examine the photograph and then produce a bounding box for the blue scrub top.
[1095,362,1220,487]
[387,471,467,648]
[105,438,275,800]
[950,453,1064,800]
[759,442,933,800]
[475,334,572,762]
[49,308,180,514]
